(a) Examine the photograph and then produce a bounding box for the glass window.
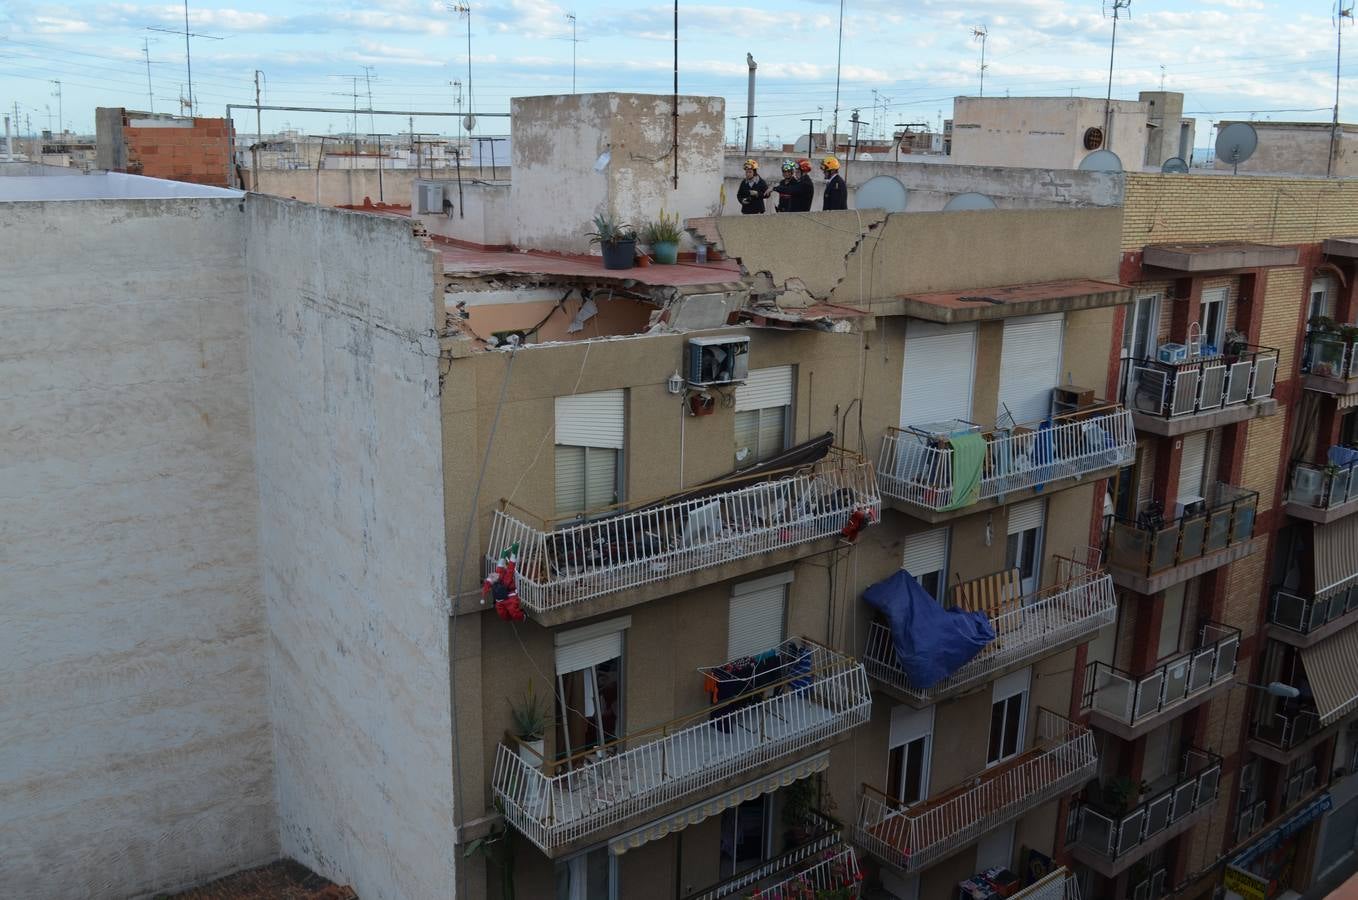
[1123,295,1160,362]
[887,735,930,805]
[555,656,622,764]
[988,693,1024,764]
[734,406,788,467]
[1341,410,1358,448]
[1309,279,1335,328]
[719,795,770,878]
[555,445,619,518]
[556,847,613,900]
[1199,290,1227,352]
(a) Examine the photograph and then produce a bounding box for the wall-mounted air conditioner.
[686,336,750,387]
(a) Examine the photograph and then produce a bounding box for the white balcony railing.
[863,559,1116,701]
[855,709,1096,872]
[688,811,843,900]
[878,406,1135,512]
[1082,622,1239,728]
[1013,867,1082,900]
[738,845,863,899]
[486,449,880,615]
[493,640,871,854]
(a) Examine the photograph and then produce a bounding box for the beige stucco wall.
[951,96,1148,171]
[1211,122,1358,177]
[252,167,420,207]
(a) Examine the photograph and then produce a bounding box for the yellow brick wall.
[1122,174,1358,251]
[1258,267,1305,374]
[1223,546,1269,640]
[1241,409,1286,514]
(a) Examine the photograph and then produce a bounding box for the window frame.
[987,669,1031,767]
[1199,287,1228,352]
[554,444,623,519]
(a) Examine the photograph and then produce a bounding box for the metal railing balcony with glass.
[486,449,880,617]
[1071,748,1222,873]
[493,639,871,856]
[688,810,845,900]
[854,709,1097,873]
[1106,483,1258,588]
[877,405,1136,514]
[1303,330,1358,386]
[1121,346,1278,421]
[1251,705,1323,752]
[1082,622,1239,736]
[863,556,1116,702]
[1286,454,1358,521]
[1269,587,1358,640]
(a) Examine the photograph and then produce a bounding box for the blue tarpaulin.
[863,569,996,690]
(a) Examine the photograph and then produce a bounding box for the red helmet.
[797,158,812,172]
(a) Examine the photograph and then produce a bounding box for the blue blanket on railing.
[863,569,995,690]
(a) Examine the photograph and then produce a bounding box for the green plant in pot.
[588,213,638,270]
[641,210,683,264]
[781,776,820,847]
[510,680,550,767]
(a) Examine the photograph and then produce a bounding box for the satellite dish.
[944,192,997,211]
[856,175,908,212]
[1216,122,1258,172]
[793,135,811,153]
[859,152,874,161]
[463,114,477,132]
[1161,156,1190,174]
[1079,149,1123,172]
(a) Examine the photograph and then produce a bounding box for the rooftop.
[895,278,1131,323]
[0,172,242,202]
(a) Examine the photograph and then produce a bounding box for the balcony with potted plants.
[1266,586,1358,648]
[492,638,871,859]
[1118,343,1279,437]
[1068,747,1222,878]
[876,403,1136,522]
[853,709,1097,874]
[1301,322,1358,395]
[1105,483,1260,594]
[687,803,852,900]
[1081,622,1239,740]
[1284,449,1358,524]
[485,445,880,625]
[862,554,1117,705]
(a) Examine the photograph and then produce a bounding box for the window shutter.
[1007,498,1045,535]
[998,313,1064,425]
[735,409,759,465]
[903,527,949,576]
[585,448,618,509]
[555,618,628,674]
[736,366,794,411]
[889,704,934,748]
[901,322,976,428]
[1177,431,1208,505]
[757,409,786,461]
[728,580,788,659]
[555,445,586,516]
[556,390,625,448]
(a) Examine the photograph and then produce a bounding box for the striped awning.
[607,753,830,856]
[1339,392,1358,410]
[1314,516,1358,600]
[1300,627,1358,724]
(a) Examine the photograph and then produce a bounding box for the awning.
[1314,515,1358,600]
[1339,393,1358,410]
[1300,628,1358,724]
[607,752,830,855]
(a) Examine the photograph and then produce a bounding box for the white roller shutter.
[556,390,625,448]
[735,366,794,411]
[903,527,949,575]
[889,704,934,748]
[555,617,629,674]
[901,322,977,428]
[728,575,790,659]
[1007,499,1045,535]
[998,313,1064,425]
[1177,431,1208,505]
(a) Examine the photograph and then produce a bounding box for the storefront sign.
[1224,865,1268,900]
[1232,793,1334,868]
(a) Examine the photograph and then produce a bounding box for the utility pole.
[1330,2,1353,177]
[566,13,578,93]
[802,116,820,156]
[50,80,62,136]
[849,109,861,160]
[253,70,264,189]
[972,26,989,97]
[449,3,473,127]
[1103,0,1131,143]
[142,39,155,111]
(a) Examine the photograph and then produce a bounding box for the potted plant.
[781,777,819,846]
[587,213,638,270]
[641,210,683,264]
[510,680,550,767]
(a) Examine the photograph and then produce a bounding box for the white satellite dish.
[944,192,997,211]
[463,114,477,132]
[793,135,812,153]
[860,152,874,161]
[1078,149,1123,172]
[856,175,908,212]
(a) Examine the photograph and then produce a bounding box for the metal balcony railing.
[1287,454,1358,511]
[1106,483,1258,579]
[1283,764,1320,807]
[854,709,1096,873]
[877,405,1136,512]
[1082,622,1239,727]
[487,449,880,615]
[1012,868,1083,900]
[863,556,1116,701]
[493,639,871,854]
[688,811,843,900]
[1121,346,1278,420]
[1252,704,1322,751]
[711,845,862,900]
[1303,331,1358,382]
[1072,748,1221,864]
[1269,587,1358,636]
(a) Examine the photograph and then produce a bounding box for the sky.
[1,0,1355,148]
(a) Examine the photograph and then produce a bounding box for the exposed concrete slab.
[1142,242,1300,272]
[1284,495,1358,524]
[1088,676,1235,741]
[1303,373,1358,396]
[1131,398,1278,437]
[893,279,1132,324]
[1323,237,1358,259]
[1110,536,1264,595]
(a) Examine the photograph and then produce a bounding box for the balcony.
[1082,622,1239,740]
[694,844,863,900]
[1302,330,1358,395]
[688,811,848,900]
[493,639,871,857]
[1120,347,1279,436]
[1012,868,1082,900]
[854,709,1096,873]
[486,448,880,624]
[877,405,1136,520]
[1284,453,1358,524]
[1267,587,1358,648]
[1106,483,1260,594]
[1070,748,1222,878]
[1248,703,1326,765]
[863,556,1116,704]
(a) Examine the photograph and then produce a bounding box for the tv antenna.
[1101,0,1131,142]
[141,38,157,112]
[972,26,989,97]
[564,13,580,93]
[447,3,474,129]
[1330,0,1354,176]
[361,66,377,133]
[147,1,221,116]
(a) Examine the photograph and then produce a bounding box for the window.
[555,390,625,518]
[901,321,976,428]
[1005,499,1046,596]
[1309,277,1336,329]
[556,847,614,900]
[1121,295,1161,394]
[988,668,1030,765]
[554,618,627,763]
[1341,410,1358,448]
[1157,583,1186,660]
[888,705,934,805]
[734,366,794,467]
[1198,287,1228,353]
[719,794,771,878]
[728,572,790,660]
[998,313,1064,425]
[902,526,949,602]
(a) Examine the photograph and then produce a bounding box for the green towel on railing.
[942,431,985,511]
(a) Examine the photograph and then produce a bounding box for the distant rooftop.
[0,172,242,202]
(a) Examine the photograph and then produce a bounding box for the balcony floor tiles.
[1266,608,1358,649]
[1071,800,1215,879]
[1109,536,1264,596]
[1283,495,1358,525]
[1087,675,1236,741]
[1131,398,1278,438]
[883,463,1125,525]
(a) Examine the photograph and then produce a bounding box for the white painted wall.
[951,96,1149,171]
[415,178,513,247]
[0,197,278,898]
[244,198,456,900]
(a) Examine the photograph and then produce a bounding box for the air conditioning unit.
[686,336,750,387]
[1158,343,1189,364]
